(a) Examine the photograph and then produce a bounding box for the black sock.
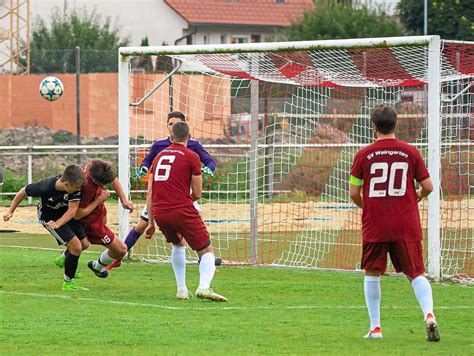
[64,253,80,280]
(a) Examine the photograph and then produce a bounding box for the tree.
[29,2,130,73]
[397,0,473,40]
[284,1,403,41]
[131,37,155,72]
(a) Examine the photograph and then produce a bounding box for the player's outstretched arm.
[3,187,26,221]
[48,200,80,229]
[195,141,216,174]
[111,177,134,212]
[75,190,110,220]
[416,178,433,202]
[140,142,160,171]
[144,174,155,238]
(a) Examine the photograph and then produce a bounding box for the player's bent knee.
[81,239,90,250]
[197,245,213,257]
[67,238,82,256]
[365,269,381,277]
[110,239,128,258]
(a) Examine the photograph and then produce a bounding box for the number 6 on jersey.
[154,155,176,181]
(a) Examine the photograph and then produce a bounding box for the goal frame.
[118,35,443,279]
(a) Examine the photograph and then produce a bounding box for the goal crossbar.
[119,36,433,57]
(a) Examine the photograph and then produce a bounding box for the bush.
[1,170,28,201]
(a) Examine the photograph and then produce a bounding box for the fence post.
[76,46,81,164]
[27,146,33,205]
[0,171,3,202]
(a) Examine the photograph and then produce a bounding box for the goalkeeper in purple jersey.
[106,112,218,280]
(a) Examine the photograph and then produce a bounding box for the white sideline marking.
[0,244,99,254]
[0,291,472,311]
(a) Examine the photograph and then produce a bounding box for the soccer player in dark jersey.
[349,106,439,341]
[106,111,219,284]
[144,121,227,302]
[3,165,88,291]
[73,159,134,278]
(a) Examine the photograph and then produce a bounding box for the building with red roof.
[165,0,314,45]
[30,0,313,47]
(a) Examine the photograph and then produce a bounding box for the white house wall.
[30,0,188,46]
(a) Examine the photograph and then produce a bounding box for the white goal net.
[118,36,473,283]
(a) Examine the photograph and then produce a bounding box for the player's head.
[371,106,397,135]
[167,111,186,133]
[170,121,190,144]
[88,159,116,186]
[60,164,87,193]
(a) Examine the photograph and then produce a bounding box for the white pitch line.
[0,244,99,254]
[0,291,472,311]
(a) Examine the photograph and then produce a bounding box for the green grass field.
[0,233,473,355]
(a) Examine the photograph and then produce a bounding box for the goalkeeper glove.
[135,166,149,178]
[201,166,214,177]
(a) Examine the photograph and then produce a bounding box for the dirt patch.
[3,198,472,236]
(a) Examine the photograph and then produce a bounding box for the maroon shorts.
[154,206,210,251]
[81,215,115,246]
[361,241,425,279]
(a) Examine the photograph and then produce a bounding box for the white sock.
[364,276,381,330]
[94,250,114,271]
[171,245,187,290]
[198,252,215,290]
[411,275,434,319]
[64,274,72,281]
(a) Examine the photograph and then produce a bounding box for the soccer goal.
[118,36,473,283]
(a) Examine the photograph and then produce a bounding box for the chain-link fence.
[29,48,118,74]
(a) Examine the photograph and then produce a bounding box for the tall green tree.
[29,2,130,73]
[284,0,403,41]
[397,0,473,40]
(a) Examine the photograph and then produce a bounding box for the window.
[220,35,227,44]
[203,35,208,44]
[231,35,249,44]
[251,34,261,43]
[276,0,285,3]
[186,35,193,45]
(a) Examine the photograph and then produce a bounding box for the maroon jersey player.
[349,106,439,341]
[144,121,227,302]
[74,159,134,278]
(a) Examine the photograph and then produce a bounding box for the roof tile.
[164,0,314,27]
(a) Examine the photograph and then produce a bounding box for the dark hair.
[371,106,397,135]
[167,111,186,122]
[171,121,190,142]
[89,160,116,185]
[61,164,86,186]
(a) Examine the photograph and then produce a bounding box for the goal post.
[427,36,441,280]
[118,36,473,283]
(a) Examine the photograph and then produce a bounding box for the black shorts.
[41,219,87,245]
